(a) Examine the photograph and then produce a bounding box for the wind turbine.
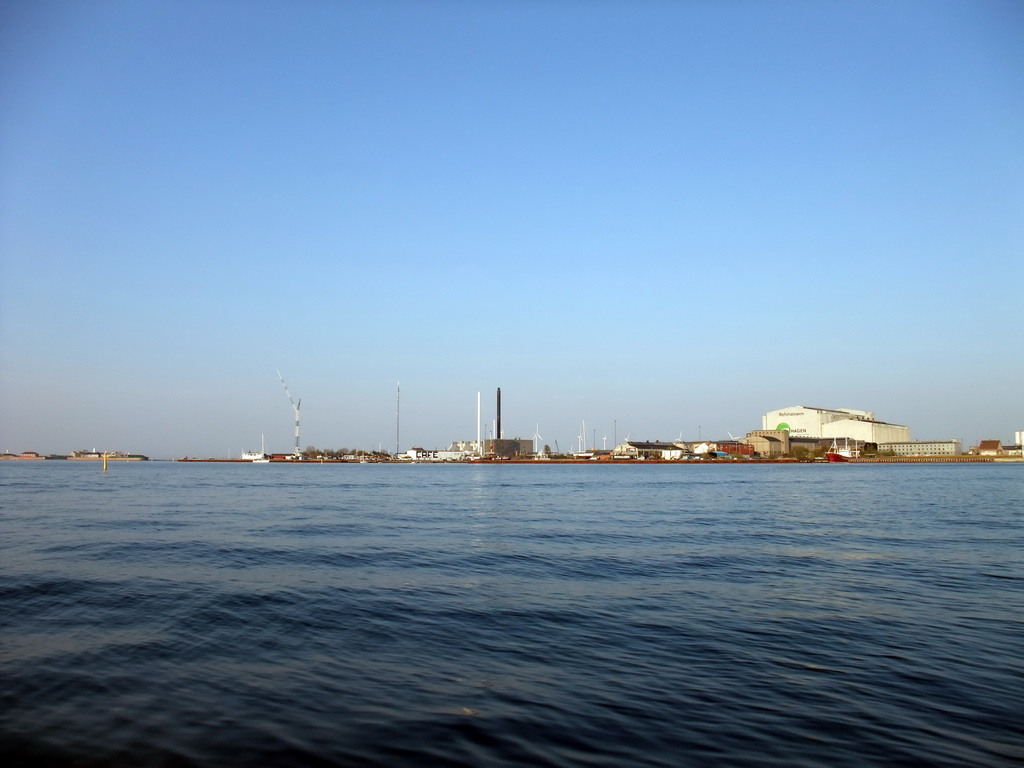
[533,424,543,455]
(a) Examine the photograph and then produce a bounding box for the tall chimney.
[496,387,501,440]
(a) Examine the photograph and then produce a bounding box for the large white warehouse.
[763,405,910,443]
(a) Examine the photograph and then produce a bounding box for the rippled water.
[1,461,1022,767]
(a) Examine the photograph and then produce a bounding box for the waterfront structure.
[2,451,147,460]
[448,438,533,457]
[880,440,962,457]
[740,430,838,458]
[402,448,467,462]
[763,405,910,443]
[613,441,686,460]
[692,441,755,457]
[489,438,523,459]
[742,430,790,457]
[970,440,1022,457]
[975,440,1002,456]
[449,440,483,455]
[67,451,149,461]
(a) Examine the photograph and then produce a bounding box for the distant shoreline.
[171,456,1009,465]
[4,456,1016,464]
[0,454,148,462]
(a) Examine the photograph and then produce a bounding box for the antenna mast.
[277,370,301,458]
[396,381,400,456]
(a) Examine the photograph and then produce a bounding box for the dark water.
[1,461,1022,767]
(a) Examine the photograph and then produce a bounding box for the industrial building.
[879,440,962,457]
[743,430,796,457]
[740,430,840,458]
[763,405,910,443]
[446,438,533,458]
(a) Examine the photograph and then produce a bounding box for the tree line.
[299,446,391,460]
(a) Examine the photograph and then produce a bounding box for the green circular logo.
[776,423,790,431]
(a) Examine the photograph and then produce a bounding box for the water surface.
[1,461,1021,766]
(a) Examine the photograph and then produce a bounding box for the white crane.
[277,370,301,458]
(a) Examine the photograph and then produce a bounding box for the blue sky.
[2,0,1022,457]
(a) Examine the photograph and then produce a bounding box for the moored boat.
[826,438,859,463]
[241,434,270,462]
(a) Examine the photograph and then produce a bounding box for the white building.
[763,405,910,443]
[402,448,468,461]
[613,441,686,460]
[880,440,962,456]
